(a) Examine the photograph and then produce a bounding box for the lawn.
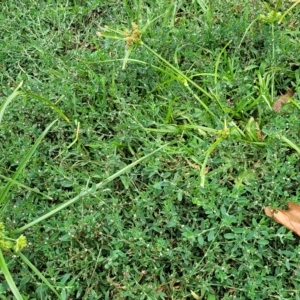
[0,0,300,299]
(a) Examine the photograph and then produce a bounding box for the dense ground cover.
[0,0,300,299]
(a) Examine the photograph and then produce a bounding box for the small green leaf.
[207,230,215,241]
[59,234,70,242]
[224,233,235,239]
[198,235,204,246]
[207,293,216,300]
[257,239,269,245]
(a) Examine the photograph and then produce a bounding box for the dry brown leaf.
[264,202,300,236]
[273,88,294,112]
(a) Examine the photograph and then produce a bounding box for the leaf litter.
[273,88,294,112]
[264,202,300,236]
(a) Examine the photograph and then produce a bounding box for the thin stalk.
[275,134,300,155]
[0,81,23,125]
[237,18,259,49]
[200,137,223,187]
[18,252,61,299]
[0,174,53,200]
[214,40,232,110]
[0,249,23,300]
[278,0,300,23]
[0,120,58,213]
[141,42,216,117]
[13,143,169,234]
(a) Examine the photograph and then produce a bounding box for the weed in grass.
[0,0,300,299]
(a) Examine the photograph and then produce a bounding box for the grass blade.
[200,137,223,187]
[0,119,58,213]
[275,134,300,154]
[0,249,23,300]
[0,174,53,200]
[278,0,300,23]
[18,252,61,299]
[141,42,216,117]
[13,143,169,233]
[0,81,23,125]
[25,92,70,123]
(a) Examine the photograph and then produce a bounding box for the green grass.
[0,0,300,299]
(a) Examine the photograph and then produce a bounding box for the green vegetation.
[0,0,300,299]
